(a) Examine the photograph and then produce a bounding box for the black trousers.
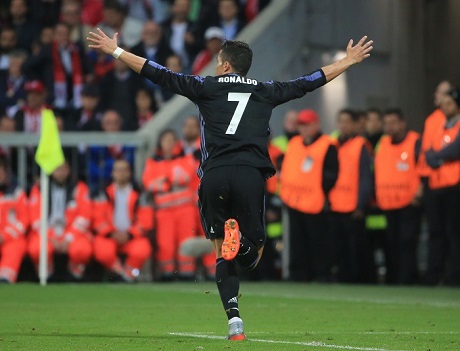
[286,206,332,282]
[424,188,460,286]
[384,205,421,285]
[329,212,375,283]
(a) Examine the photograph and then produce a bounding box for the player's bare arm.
[87,28,146,74]
[322,36,374,82]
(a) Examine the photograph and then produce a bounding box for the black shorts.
[198,165,266,249]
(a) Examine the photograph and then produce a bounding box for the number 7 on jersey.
[225,92,252,135]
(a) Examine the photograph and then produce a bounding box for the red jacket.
[92,183,154,237]
[29,181,92,241]
[142,154,197,209]
[0,186,28,242]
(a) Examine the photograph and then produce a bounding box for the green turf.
[1,282,459,351]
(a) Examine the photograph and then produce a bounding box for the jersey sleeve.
[263,69,327,106]
[140,60,205,100]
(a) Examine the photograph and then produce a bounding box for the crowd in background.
[0,1,459,287]
[0,0,270,190]
[258,81,460,287]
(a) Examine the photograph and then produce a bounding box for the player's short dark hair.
[338,108,360,122]
[220,40,253,76]
[384,108,405,121]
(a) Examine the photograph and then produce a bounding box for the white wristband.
[112,47,124,59]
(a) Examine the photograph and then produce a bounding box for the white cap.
[204,27,225,41]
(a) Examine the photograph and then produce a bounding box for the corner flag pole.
[39,169,49,286]
[35,108,65,286]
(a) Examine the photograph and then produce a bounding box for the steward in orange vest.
[375,109,422,284]
[417,81,452,180]
[424,88,460,286]
[92,159,153,282]
[0,156,28,283]
[280,109,338,281]
[258,110,299,280]
[329,109,374,283]
[27,161,92,281]
[142,129,197,280]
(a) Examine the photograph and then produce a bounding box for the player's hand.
[87,28,118,55]
[345,36,373,65]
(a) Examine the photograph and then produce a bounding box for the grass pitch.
[1,282,459,351]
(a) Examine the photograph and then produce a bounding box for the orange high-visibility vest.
[92,184,154,237]
[417,109,446,177]
[429,119,460,189]
[29,181,91,240]
[329,136,368,213]
[375,131,420,210]
[142,154,197,209]
[266,142,284,195]
[0,186,28,242]
[280,134,336,214]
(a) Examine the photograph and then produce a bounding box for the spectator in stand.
[92,159,153,282]
[135,87,157,128]
[14,80,47,134]
[159,53,184,102]
[7,0,40,53]
[97,0,143,49]
[424,88,460,286]
[243,0,271,23]
[280,109,339,282]
[192,26,224,75]
[142,129,197,281]
[86,50,115,83]
[27,0,61,28]
[131,21,173,68]
[65,83,102,132]
[180,115,201,156]
[60,0,92,51]
[99,52,146,130]
[329,109,374,283]
[374,109,422,285]
[87,110,135,193]
[23,22,93,111]
[165,53,183,72]
[214,0,245,41]
[81,0,104,27]
[0,27,17,71]
[0,115,18,173]
[131,21,173,94]
[119,0,171,24]
[28,161,93,281]
[0,156,28,284]
[0,49,27,116]
[30,26,54,57]
[365,108,384,149]
[161,0,202,73]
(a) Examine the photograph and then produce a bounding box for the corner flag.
[35,109,65,174]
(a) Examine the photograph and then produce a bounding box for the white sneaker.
[227,317,245,340]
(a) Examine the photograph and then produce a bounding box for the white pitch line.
[169,332,410,351]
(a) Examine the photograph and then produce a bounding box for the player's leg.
[199,167,244,340]
[229,166,266,271]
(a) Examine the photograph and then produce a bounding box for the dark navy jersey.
[141,60,327,179]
